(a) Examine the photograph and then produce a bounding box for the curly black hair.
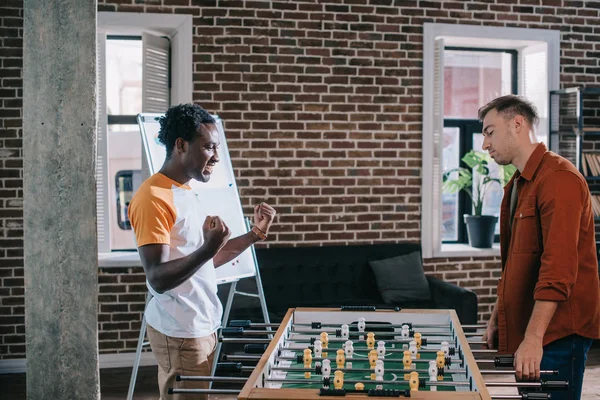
[158,104,216,158]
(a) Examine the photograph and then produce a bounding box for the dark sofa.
[226,243,478,325]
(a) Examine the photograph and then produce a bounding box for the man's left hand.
[513,337,543,381]
[254,202,276,234]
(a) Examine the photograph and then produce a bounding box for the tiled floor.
[1,342,599,399]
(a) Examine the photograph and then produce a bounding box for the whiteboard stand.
[126,292,151,400]
[208,218,272,389]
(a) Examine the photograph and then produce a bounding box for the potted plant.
[442,150,516,248]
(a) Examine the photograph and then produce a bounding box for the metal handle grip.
[494,356,514,368]
[541,380,569,391]
[229,320,252,328]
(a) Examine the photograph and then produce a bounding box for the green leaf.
[442,149,513,216]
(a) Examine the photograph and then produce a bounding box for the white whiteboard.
[137,113,256,285]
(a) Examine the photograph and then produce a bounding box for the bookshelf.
[548,87,600,267]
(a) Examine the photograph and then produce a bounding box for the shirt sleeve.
[535,170,586,302]
[128,190,176,247]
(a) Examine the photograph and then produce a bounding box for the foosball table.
[172,307,568,399]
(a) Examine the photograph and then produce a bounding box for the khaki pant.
[146,324,217,400]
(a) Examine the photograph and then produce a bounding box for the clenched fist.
[202,216,231,256]
[254,203,276,234]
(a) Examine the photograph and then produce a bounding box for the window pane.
[115,171,142,230]
[444,50,513,119]
[473,134,502,235]
[106,39,143,116]
[107,125,142,233]
[442,127,460,241]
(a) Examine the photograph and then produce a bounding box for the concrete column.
[23,1,99,399]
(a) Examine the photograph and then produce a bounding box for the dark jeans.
[522,334,594,400]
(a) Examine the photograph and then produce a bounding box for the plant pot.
[463,214,498,248]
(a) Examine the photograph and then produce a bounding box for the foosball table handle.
[522,393,551,399]
[222,327,244,337]
[229,320,252,328]
[494,356,515,368]
[216,362,243,374]
[244,343,268,354]
[541,380,569,391]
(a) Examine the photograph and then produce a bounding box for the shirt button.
[519,212,523,218]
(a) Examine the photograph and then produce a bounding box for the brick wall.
[0,1,24,360]
[1,0,599,359]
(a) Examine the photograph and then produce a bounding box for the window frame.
[97,12,192,265]
[442,46,518,245]
[422,23,560,258]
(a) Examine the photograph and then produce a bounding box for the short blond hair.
[478,95,539,127]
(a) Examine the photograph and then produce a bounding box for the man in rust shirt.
[479,95,600,400]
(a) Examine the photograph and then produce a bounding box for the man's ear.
[175,137,187,154]
[513,115,525,135]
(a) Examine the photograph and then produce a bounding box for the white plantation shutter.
[431,38,445,254]
[522,43,548,142]
[96,32,110,253]
[142,32,170,113]
[421,35,444,258]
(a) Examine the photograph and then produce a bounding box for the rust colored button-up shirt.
[497,143,600,354]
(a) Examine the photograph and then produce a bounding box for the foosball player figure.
[336,349,345,369]
[344,340,354,369]
[375,359,385,390]
[369,349,378,380]
[409,371,419,392]
[401,324,410,338]
[436,350,445,380]
[366,332,375,349]
[320,331,329,358]
[409,340,419,359]
[414,332,422,350]
[377,340,386,359]
[322,359,331,382]
[441,340,449,357]
[428,360,438,392]
[303,348,312,379]
[341,324,349,340]
[403,350,413,380]
[314,339,322,367]
[333,370,344,390]
[357,317,366,340]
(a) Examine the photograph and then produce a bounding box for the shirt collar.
[520,142,547,181]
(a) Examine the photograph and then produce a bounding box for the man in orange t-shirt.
[478,95,600,400]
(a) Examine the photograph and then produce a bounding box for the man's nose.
[481,137,490,151]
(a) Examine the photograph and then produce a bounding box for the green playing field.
[280,341,460,392]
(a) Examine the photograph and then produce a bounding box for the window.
[442,48,516,243]
[97,12,192,256]
[422,23,560,258]
[106,36,143,235]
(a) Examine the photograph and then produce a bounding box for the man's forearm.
[524,300,558,342]
[147,245,216,293]
[213,231,260,267]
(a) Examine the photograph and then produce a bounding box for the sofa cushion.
[369,251,431,304]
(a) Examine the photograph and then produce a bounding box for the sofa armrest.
[426,276,478,325]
